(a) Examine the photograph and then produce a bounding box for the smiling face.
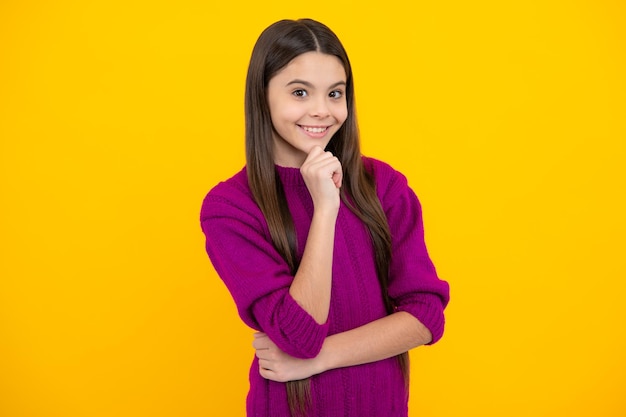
[267,52,348,167]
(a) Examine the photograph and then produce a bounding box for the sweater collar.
[275,164,306,187]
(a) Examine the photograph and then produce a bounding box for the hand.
[300,146,342,212]
[252,332,321,382]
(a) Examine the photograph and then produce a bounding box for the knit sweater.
[200,157,450,417]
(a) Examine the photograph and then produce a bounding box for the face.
[267,52,348,167]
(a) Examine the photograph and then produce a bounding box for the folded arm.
[254,311,432,382]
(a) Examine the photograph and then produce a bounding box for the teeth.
[302,126,327,133]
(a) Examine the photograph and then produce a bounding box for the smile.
[300,125,329,133]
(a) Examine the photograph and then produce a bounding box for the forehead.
[271,52,346,84]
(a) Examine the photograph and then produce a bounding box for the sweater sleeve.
[200,185,329,359]
[370,159,450,344]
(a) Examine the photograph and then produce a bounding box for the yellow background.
[1,0,625,416]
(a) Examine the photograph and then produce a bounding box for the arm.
[288,147,342,324]
[254,311,432,382]
[318,311,432,370]
[201,147,343,358]
[287,209,336,324]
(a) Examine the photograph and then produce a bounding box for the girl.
[200,18,449,417]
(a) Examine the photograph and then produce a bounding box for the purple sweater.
[200,157,449,417]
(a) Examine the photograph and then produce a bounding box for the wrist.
[313,339,335,375]
[312,202,339,219]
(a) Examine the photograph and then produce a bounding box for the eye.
[329,90,344,99]
[292,89,308,98]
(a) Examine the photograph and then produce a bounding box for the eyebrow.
[285,79,347,89]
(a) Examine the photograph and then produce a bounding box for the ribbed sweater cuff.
[397,293,446,345]
[271,291,330,359]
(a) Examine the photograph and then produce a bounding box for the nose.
[310,97,330,118]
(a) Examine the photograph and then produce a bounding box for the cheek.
[268,94,297,123]
[336,105,348,125]
[273,103,305,124]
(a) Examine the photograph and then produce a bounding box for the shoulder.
[200,166,263,224]
[361,156,411,204]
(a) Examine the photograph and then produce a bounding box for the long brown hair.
[244,18,409,416]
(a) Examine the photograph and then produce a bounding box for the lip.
[298,124,332,138]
